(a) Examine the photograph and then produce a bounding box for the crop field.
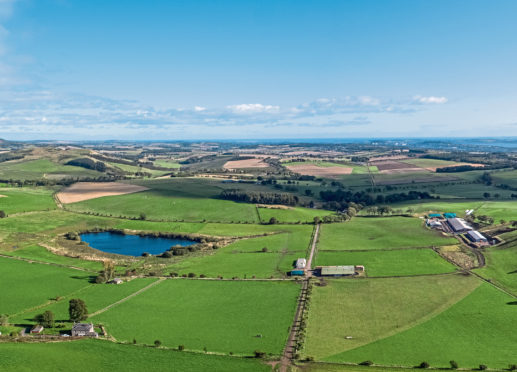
[91,280,299,355]
[0,339,270,372]
[65,190,260,223]
[0,158,101,180]
[257,206,335,223]
[57,182,149,204]
[0,257,93,315]
[333,283,517,369]
[314,249,456,277]
[286,163,353,177]
[0,187,57,214]
[223,158,269,169]
[400,158,482,171]
[317,218,456,251]
[303,275,480,361]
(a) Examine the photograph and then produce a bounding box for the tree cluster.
[220,189,299,206]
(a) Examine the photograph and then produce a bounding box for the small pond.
[80,232,196,256]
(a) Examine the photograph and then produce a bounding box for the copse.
[220,189,298,206]
[69,299,88,322]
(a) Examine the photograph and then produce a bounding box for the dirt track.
[56,182,148,204]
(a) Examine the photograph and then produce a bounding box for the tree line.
[220,189,299,205]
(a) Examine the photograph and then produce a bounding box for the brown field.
[56,182,149,204]
[223,158,269,169]
[372,161,423,173]
[286,164,353,177]
[0,194,6,198]
[425,163,485,172]
[374,175,459,185]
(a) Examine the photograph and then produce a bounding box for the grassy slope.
[0,257,92,315]
[314,249,456,277]
[65,190,260,223]
[0,340,270,372]
[0,158,100,180]
[334,283,517,368]
[257,206,334,223]
[303,274,480,361]
[318,217,456,251]
[0,187,57,214]
[92,279,299,355]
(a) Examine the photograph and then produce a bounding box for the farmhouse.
[467,230,488,243]
[295,258,307,269]
[317,265,356,277]
[30,325,44,334]
[447,218,472,233]
[71,323,98,338]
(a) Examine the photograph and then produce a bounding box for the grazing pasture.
[0,158,101,180]
[0,187,56,214]
[317,217,456,251]
[314,249,456,277]
[334,283,517,369]
[0,339,271,372]
[0,257,92,315]
[303,275,480,361]
[91,280,299,355]
[257,206,335,223]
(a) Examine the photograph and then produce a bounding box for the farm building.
[295,258,307,269]
[30,325,44,334]
[467,230,488,243]
[108,278,123,285]
[71,323,98,338]
[291,269,305,276]
[447,218,472,233]
[427,219,442,229]
[428,213,442,218]
[444,213,457,219]
[317,265,356,277]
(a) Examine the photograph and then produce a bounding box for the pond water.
[80,232,195,256]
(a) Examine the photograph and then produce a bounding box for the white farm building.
[295,258,307,269]
[467,230,488,243]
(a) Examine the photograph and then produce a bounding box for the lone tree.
[69,299,88,322]
[450,360,458,369]
[0,210,6,218]
[268,217,278,225]
[36,310,55,328]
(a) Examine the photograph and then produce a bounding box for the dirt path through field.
[305,224,320,277]
[88,278,164,318]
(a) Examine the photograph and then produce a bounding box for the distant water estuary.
[80,232,195,256]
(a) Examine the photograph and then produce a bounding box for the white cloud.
[194,106,206,112]
[413,95,448,104]
[227,103,280,114]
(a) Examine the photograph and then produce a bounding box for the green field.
[303,274,480,361]
[65,190,260,223]
[257,206,334,223]
[317,217,456,251]
[91,279,299,355]
[0,257,92,315]
[314,249,456,277]
[333,283,517,368]
[0,340,270,372]
[154,159,182,169]
[0,159,101,180]
[0,187,57,214]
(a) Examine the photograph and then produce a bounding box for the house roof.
[72,323,94,332]
[447,218,472,232]
[467,230,487,241]
[31,325,44,332]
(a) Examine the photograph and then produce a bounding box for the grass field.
[0,187,57,214]
[65,190,260,223]
[317,217,456,251]
[257,206,334,223]
[0,158,101,180]
[333,283,517,369]
[0,339,271,372]
[91,279,299,355]
[0,256,92,315]
[12,278,158,324]
[314,249,456,277]
[153,159,182,169]
[303,274,480,361]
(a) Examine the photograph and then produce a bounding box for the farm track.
[88,278,165,318]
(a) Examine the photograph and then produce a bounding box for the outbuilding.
[467,230,488,243]
[318,265,356,277]
[447,218,472,233]
[30,325,44,334]
[108,278,123,285]
[295,258,307,269]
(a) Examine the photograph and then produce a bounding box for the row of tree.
[220,189,299,205]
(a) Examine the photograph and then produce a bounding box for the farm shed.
[443,213,457,219]
[291,269,305,276]
[447,218,472,233]
[30,325,44,334]
[295,258,307,269]
[318,265,356,277]
[427,219,442,228]
[467,230,488,243]
[428,213,442,218]
[71,323,99,338]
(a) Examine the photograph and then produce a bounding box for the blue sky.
[1,0,517,140]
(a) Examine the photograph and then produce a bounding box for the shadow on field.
[506,301,517,305]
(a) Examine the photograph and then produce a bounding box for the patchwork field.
[56,182,149,204]
[91,280,299,355]
[333,283,517,369]
[303,275,480,361]
[314,249,456,277]
[0,187,57,214]
[0,340,270,372]
[223,158,269,169]
[317,217,456,251]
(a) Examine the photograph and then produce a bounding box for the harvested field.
[0,194,6,197]
[223,158,269,169]
[371,160,423,173]
[286,164,353,177]
[56,182,148,204]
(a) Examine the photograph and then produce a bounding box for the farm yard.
[1,143,517,372]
